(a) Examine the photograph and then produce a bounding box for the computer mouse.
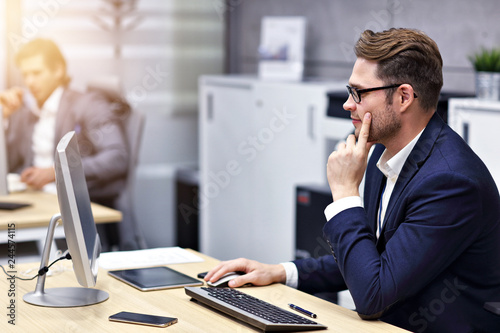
[207,271,245,288]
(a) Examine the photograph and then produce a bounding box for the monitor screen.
[24,130,108,307]
[54,131,101,288]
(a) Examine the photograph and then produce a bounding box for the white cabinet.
[198,77,257,261]
[199,75,348,263]
[448,98,500,187]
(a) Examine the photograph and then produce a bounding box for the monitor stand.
[484,302,500,316]
[23,213,109,307]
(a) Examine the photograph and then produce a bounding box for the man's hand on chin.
[327,112,374,201]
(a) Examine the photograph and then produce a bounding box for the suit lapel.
[54,89,73,145]
[381,113,445,236]
[25,110,39,167]
[365,145,386,235]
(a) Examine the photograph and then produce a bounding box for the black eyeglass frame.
[346,84,417,103]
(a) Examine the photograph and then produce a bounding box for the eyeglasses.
[346,84,405,103]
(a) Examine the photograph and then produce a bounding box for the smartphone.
[109,311,178,327]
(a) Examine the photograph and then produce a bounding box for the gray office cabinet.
[198,75,346,263]
[448,98,500,188]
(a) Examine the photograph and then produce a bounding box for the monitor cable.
[0,252,72,281]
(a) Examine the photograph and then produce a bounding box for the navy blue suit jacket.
[294,113,500,333]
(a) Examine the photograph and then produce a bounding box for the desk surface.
[2,249,409,332]
[0,191,122,230]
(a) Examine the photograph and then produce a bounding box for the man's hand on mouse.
[204,258,287,288]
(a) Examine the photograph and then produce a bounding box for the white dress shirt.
[31,87,63,168]
[30,87,63,194]
[282,129,424,288]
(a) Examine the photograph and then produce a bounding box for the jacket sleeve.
[323,172,485,319]
[75,91,129,182]
[293,255,347,295]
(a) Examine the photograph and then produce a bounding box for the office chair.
[115,109,147,250]
[87,76,147,250]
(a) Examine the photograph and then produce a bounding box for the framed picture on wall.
[258,16,307,82]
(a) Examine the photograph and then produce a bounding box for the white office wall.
[13,0,223,113]
[3,0,224,248]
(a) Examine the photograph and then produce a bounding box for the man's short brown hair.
[354,28,443,111]
[15,38,70,86]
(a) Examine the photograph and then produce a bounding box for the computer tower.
[176,168,199,251]
[295,184,338,304]
[295,184,334,260]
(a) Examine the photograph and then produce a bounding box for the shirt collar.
[376,129,425,182]
[40,86,64,116]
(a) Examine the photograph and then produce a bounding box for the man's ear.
[53,64,65,83]
[397,84,416,112]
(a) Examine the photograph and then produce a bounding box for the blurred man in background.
[0,38,129,249]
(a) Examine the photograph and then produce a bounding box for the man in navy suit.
[205,28,500,332]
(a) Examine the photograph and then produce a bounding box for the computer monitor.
[23,131,108,307]
[0,115,8,195]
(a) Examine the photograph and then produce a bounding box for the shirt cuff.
[324,196,363,221]
[280,262,298,289]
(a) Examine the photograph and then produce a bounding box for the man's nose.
[343,94,356,113]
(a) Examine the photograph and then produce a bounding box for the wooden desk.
[2,250,409,332]
[0,191,122,263]
[0,191,122,230]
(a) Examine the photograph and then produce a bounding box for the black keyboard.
[185,287,327,331]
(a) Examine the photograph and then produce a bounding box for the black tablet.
[108,266,203,291]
